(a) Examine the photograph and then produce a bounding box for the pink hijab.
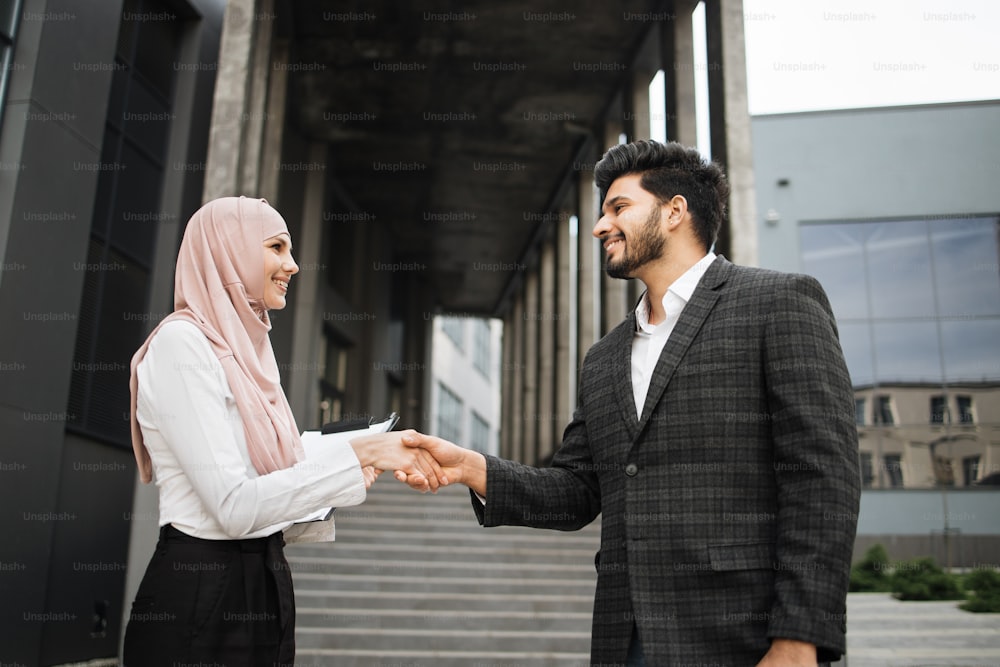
[129,196,304,483]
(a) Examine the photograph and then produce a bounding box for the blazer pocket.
[673,361,750,377]
[708,542,775,571]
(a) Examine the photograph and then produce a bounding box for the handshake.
[348,430,488,496]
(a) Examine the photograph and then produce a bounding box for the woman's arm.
[138,321,436,538]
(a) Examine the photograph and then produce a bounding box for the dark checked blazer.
[472,256,861,666]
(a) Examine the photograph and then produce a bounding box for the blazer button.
[625,463,638,477]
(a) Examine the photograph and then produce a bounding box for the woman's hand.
[349,431,447,493]
[361,466,382,489]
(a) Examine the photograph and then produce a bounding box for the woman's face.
[262,233,299,310]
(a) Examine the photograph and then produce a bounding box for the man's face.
[593,173,666,279]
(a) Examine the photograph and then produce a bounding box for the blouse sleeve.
[137,320,367,538]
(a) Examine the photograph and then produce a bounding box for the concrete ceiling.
[286,1,668,315]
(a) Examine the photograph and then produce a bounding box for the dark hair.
[593,140,729,251]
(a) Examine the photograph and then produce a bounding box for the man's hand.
[394,431,488,497]
[349,432,446,493]
[756,638,818,667]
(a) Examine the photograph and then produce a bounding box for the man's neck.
[638,249,708,325]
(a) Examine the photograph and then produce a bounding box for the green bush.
[890,557,964,601]
[960,568,1000,613]
[849,543,893,592]
[849,545,1000,611]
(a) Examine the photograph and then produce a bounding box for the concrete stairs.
[286,480,601,666]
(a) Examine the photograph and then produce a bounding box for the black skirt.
[123,524,295,666]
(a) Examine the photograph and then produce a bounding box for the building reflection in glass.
[801,216,1000,489]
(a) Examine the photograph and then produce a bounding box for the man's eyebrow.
[602,195,629,212]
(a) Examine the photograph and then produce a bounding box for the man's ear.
[664,194,688,230]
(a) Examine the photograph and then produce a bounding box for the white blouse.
[135,320,367,540]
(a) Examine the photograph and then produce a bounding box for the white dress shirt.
[631,252,716,418]
[135,320,367,540]
[474,253,717,507]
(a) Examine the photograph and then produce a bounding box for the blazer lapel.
[608,311,641,443]
[636,256,732,434]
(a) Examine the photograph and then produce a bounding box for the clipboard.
[321,412,400,435]
[292,412,400,524]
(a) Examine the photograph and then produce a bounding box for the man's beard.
[605,204,665,279]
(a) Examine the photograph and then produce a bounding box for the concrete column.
[356,221,383,416]
[238,0,274,196]
[629,32,657,142]
[663,4,699,146]
[600,120,628,335]
[601,269,628,337]
[537,231,556,459]
[627,55,658,308]
[404,287,433,431]
[500,306,516,459]
[286,143,327,428]
[500,308,521,458]
[203,0,258,201]
[522,268,540,463]
[507,288,526,462]
[555,210,573,434]
[705,0,758,265]
[258,38,288,203]
[577,167,600,367]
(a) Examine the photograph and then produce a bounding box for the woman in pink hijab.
[122,197,442,666]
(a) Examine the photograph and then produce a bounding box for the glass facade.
[470,410,490,454]
[441,316,464,351]
[66,0,184,446]
[0,0,19,127]
[471,318,491,377]
[436,382,464,445]
[801,216,1000,489]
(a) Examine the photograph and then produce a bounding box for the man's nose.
[593,214,612,239]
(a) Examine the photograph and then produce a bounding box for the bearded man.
[406,140,860,666]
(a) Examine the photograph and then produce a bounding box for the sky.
[741,0,1000,115]
[648,0,998,150]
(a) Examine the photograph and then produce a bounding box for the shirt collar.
[635,252,716,332]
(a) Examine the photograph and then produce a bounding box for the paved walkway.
[286,481,1000,667]
[288,483,599,666]
[845,593,1000,667]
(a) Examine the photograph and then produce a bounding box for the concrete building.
[0,1,756,663]
[751,100,1000,564]
[0,0,227,663]
[429,315,503,458]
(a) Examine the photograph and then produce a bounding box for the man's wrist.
[463,451,487,497]
[767,638,817,663]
